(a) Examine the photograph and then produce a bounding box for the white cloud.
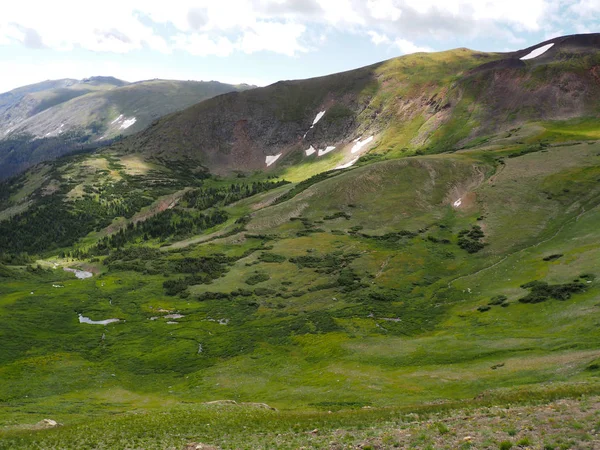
[569,0,600,16]
[367,0,402,21]
[0,2,170,53]
[368,31,391,45]
[172,33,236,57]
[394,38,432,54]
[240,22,307,56]
[0,0,594,60]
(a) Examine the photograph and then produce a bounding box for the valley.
[0,33,599,449]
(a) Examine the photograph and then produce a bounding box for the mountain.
[117,33,600,174]
[0,76,127,136]
[0,78,254,179]
[0,34,599,448]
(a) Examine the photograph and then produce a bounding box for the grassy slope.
[1,38,600,448]
[2,389,600,449]
[0,133,599,448]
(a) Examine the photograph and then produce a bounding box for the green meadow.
[0,124,599,447]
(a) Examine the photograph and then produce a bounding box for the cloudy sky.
[1,0,598,93]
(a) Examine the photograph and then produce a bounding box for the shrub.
[489,295,508,305]
[259,252,286,263]
[478,305,492,312]
[457,225,486,253]
[245,273,270,285]
[254,287,276,296]
[543,254,563,261]
[517,437,532,446]
[323,211,351,220]
[436,423,450,435]
[499,442,513,450]
[519,280,586,303]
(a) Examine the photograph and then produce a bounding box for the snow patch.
[318,146,336,157]
[120,117,136,129]
[64,268,93,279]
[453,198,462,207]
[265,153,282,167]
[204,318,229,325]
[351,136,374,154]
[302,110,327,139]
[78,314,119,325]
[312,110,326,126]
[335,157,359,170]
[520,43,554,60]
[305,145,316,156]
[45,123,65,137]
[164,314,185,319]
[111,114,124,124]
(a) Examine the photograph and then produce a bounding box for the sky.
[1,0,598,93]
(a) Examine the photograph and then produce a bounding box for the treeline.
[0,252,33,265]
[0,131,117,180]
[0,196,108,254]
[182,179,290,209]
[0,189,154,254]
[90,209,228,254]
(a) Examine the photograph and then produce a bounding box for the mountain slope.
[7,80,253,140]
[117,33,600,175]
[0,33,599,447]
[0,76,127,136]
[0,79,253,179]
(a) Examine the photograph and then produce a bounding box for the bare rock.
[35,418,61,428]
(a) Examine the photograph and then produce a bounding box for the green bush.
[489,295,508,305]
[323,211,351,220]
[245,273,270,285]
[517,437,532,446]
[543,254,563,261]
[457,225,486,253]
[519,280,586,303]
[259,252,287,263]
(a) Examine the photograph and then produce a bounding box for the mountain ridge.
[114,33,600,175]
[0,78,255,179]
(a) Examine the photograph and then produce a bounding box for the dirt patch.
[445,165,486,209]
[41,179,61,196]
[452,191,477,210]
[104,189,188,235]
